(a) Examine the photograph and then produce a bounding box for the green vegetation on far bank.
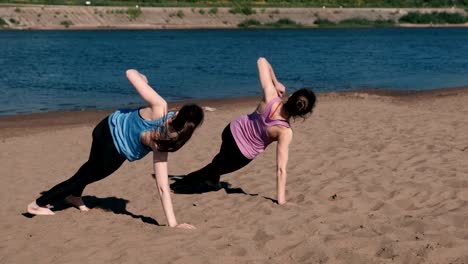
[60,19,73,27]
[314,18,396,27]
[126,6,141,19]
[314,11,467,28]
[0,17,7,28]
[1,0,468,8]
[399,11,467,23]
[238,18,303,28]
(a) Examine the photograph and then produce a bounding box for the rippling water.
[1,28,468,115]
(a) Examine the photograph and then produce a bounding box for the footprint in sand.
[252,229,274,249]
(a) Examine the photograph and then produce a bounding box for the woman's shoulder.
[139,106,172,121]
[257,96,281,114]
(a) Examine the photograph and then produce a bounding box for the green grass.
[237,18,261,28]
[313,18,336,27]
[314,17,396,27]
[339,18,395,27]
[0,17,7,28]
[238,18,302,28]
[208,7,218,15]
[126,6,141,20]
[176,10,184,18]
[169,10,184,18]
[60,19,73,27]
[264,18,303,28]
[399,11,467,24]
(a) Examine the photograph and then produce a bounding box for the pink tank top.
[230,97,291,159]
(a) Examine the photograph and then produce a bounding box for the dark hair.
[155,104,204,152]
[284,88,316,120]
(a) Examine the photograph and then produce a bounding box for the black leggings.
[183,124,252,184]
[36,116,126,207]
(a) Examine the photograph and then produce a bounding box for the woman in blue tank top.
[171,58,316,206]
[27,69,203,230]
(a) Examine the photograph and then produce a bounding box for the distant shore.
[1,5,467,30]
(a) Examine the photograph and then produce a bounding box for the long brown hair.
[154,104,204,152]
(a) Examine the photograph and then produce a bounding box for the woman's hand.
[275,83,286,98]
[175,223,197,230]
[126,69,167,114]
[139,73,149,84]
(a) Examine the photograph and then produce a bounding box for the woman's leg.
[180,124,251,185]
[29,117,125,214]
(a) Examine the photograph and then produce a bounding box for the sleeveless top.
[230,97,291,159]
[108,108,175,162]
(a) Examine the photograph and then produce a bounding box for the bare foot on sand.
[27,202,55,215]
[65,195,90,212]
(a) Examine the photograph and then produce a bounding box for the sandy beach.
[1,88,468,263]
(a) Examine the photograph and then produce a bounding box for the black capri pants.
[182,124,252,184]
[36,116,126,207]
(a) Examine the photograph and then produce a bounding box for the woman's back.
[109,109,174,161]
[230,97,290,159]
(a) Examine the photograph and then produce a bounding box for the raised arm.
[276,128,293,205]
[126,69,167,111]
[257,58,286,101]
[152,150,195,229]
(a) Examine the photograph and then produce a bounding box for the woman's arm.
[267,61,286,98]
[126,69,167,110]
[276,129,293,205]
[257,58,286,99]
[152,150,196,229]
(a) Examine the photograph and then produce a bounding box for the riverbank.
[1,5,467,29]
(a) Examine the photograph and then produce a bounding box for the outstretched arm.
[276,129,293,205]
[266,60,286,98]
[153,150,196,229]
[126,69,167,111]
[257,58,286,100]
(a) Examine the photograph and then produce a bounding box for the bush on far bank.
[399,11,468,24]
[0,17,7,28]
[238,18,302,28]
[314,18,395,27]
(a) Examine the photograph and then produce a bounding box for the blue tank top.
[108,109,175,161]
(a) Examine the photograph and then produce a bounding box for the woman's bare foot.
[27,201,55,215]
[65,195,90,212]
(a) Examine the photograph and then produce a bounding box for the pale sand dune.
[1,89,468,263]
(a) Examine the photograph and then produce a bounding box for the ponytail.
[154,104,204,152]
[155,122,196,152]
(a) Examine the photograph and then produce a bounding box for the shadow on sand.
[168,175,258,196]
[23,196,160,226]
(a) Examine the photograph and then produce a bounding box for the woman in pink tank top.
[171,58,316,205]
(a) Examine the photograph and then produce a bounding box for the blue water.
[1,28,468,115]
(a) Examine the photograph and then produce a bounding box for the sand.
[1,88,468,263]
